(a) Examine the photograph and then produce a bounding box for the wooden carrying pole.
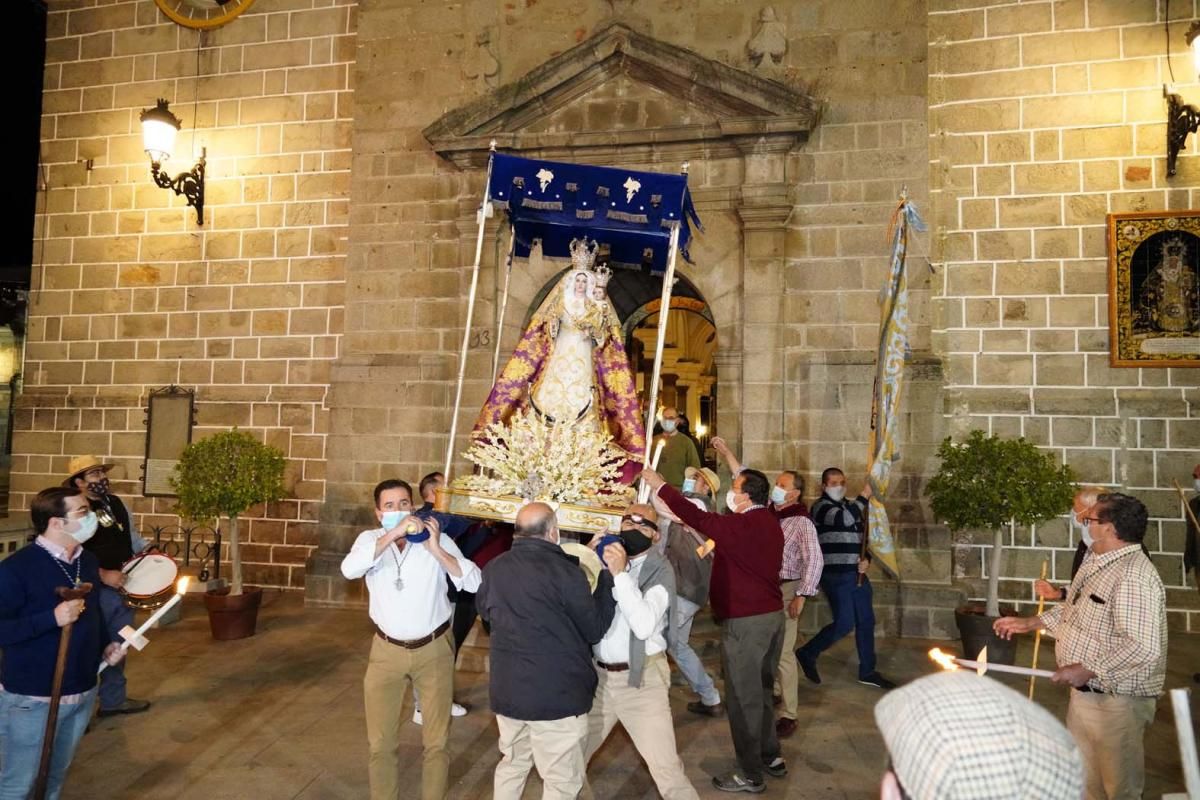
[1169,688,1200,800]
[444,143,497,480]
[34,583,93,800]
[490,226,517,382]
[1028,559,1049,699]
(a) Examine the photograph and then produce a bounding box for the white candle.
[953,658,1055,678]
[98,577,190,674]
[650,439,665,470]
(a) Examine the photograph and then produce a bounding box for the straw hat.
[64,455,115,485]
[874,671,1083,799]
[685,466,720,496]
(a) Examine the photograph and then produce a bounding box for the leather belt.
[1074,685,1102,694]
[596,660,629,672]
[779,577,800,584]
[376,620,450,650]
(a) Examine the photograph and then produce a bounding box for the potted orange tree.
[172,429,286,640]
[925,430,1075,664]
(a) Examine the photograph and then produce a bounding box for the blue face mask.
[661,419,677,433]
[770,486,788,505]
[682,478,696,493]
[380,510,409,531]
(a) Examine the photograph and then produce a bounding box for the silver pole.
[490,226,517,382]
[1170,688,1200,800]
[444,143,497,480]
[642,221,681,467]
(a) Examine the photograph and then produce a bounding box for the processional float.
[435,145,701,534]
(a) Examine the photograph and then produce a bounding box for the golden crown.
[593,262,612,288]
[569,237,599,272]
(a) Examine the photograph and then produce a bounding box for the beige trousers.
[1066,690,1157,800]
[584,654,700,800]
[494,712,589,800]
[363,631,455,800]
[775,579,802,720]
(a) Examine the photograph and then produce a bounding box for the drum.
[560,542,603,592]
[120,552,179,610]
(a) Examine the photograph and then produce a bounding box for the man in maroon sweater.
[642,466,785,794]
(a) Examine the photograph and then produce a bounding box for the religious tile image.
[1107,210,1200,367]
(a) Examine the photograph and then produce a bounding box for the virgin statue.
[473,237,645,478]
[1135,235,1199,334]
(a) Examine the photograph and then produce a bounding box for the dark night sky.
[6,0,46,286]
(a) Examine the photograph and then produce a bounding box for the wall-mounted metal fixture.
[1166,88,1200,177]
[139,99,205,224]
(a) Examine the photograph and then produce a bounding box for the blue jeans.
[797,572,877,679]
[96,584,132,710]
[667,596,720,706]
[0,687,97,800]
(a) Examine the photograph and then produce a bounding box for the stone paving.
[63,593,1199,799]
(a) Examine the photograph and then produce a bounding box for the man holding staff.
[994,492,1167,800]
[0,487,125,798]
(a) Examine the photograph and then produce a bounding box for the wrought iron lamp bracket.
[1166,90,1200,177]
[150,147,206,225]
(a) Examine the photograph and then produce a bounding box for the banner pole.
[444,142,496,480]
[490,225,517,382]
[643,223,681,467]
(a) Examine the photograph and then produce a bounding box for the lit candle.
[928,646,1055,679]
[98,577,190,674]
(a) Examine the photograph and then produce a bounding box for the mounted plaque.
[142,385,196,497]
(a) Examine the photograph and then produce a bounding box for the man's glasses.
[1082,517,1103,525]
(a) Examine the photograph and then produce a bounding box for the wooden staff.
[1171,479,1200,533]
[33,582,93,800]
[1028,560,1048,700]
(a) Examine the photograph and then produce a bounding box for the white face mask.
[67,511,98,545]
[825,486,846,502]
[725,490,741,513]
[682,478,696,494]
[380,510,409,531]
[1194,479,1200,493]
[1080,521,1093,547]
[770,486,788,505]
[661,419,677,433]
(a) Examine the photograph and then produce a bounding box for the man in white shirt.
[340,479,482,800]
[584,503,699,800]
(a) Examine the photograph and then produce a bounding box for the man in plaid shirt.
[995,492,1166,800]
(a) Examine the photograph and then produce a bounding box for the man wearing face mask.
[642,466,786,794]
[796,467,895,690]
[655,407,701,490]
[477,502,618,800]
[1033,485,1106,603]
[341,478,481,800]
[583,504,699,799]
[658,466,723,717]
[0,487,126,798]
[64,455,152,718]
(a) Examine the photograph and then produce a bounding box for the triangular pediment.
[424,22,819,168]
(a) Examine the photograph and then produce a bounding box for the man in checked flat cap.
[874,671,1084,799]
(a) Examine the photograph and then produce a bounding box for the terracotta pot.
[203,586,263,641]
[953,602,1018,666]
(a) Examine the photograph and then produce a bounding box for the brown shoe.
[775,717,797,738]
[687,700,724,717]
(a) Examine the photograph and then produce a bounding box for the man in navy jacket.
[477,502,618,800]
[0,487,124,799]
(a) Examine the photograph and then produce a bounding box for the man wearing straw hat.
[64,455,152,718]
[874,671,1083,799]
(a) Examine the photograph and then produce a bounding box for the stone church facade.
[23,0,1200,633]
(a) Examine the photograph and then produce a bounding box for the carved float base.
[435,487,623,535]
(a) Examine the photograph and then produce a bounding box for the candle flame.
[176,576,191,595]
[928,647,959,671]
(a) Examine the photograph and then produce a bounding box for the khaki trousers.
[494,712,588,800]
[1066,689,1157,800]
[584,654,699,800]
[363,631,455,800]
[774,579,802,720]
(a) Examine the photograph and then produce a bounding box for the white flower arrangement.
[454,409,634,506]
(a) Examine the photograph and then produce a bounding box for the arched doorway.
[524,265,719,466]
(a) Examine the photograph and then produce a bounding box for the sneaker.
[763,757,788,778]
[97,698,151,717]
[712,771,766,794]
[687,700,724,717]
[775,717,797,738]
[858,672,896,690]
[413,702,468,725]
[796,650,821,685]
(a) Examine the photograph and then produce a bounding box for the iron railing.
[147,523,221,581]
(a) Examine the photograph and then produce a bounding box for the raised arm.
[710,436,743,475]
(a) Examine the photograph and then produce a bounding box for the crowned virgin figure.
[473,237,646,479]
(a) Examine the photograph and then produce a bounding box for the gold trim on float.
[435,487,623,534]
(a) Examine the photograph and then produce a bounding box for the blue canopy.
[488,153,701,270]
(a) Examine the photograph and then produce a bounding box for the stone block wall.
[929,0,1200,630]
[21,0,356,589]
